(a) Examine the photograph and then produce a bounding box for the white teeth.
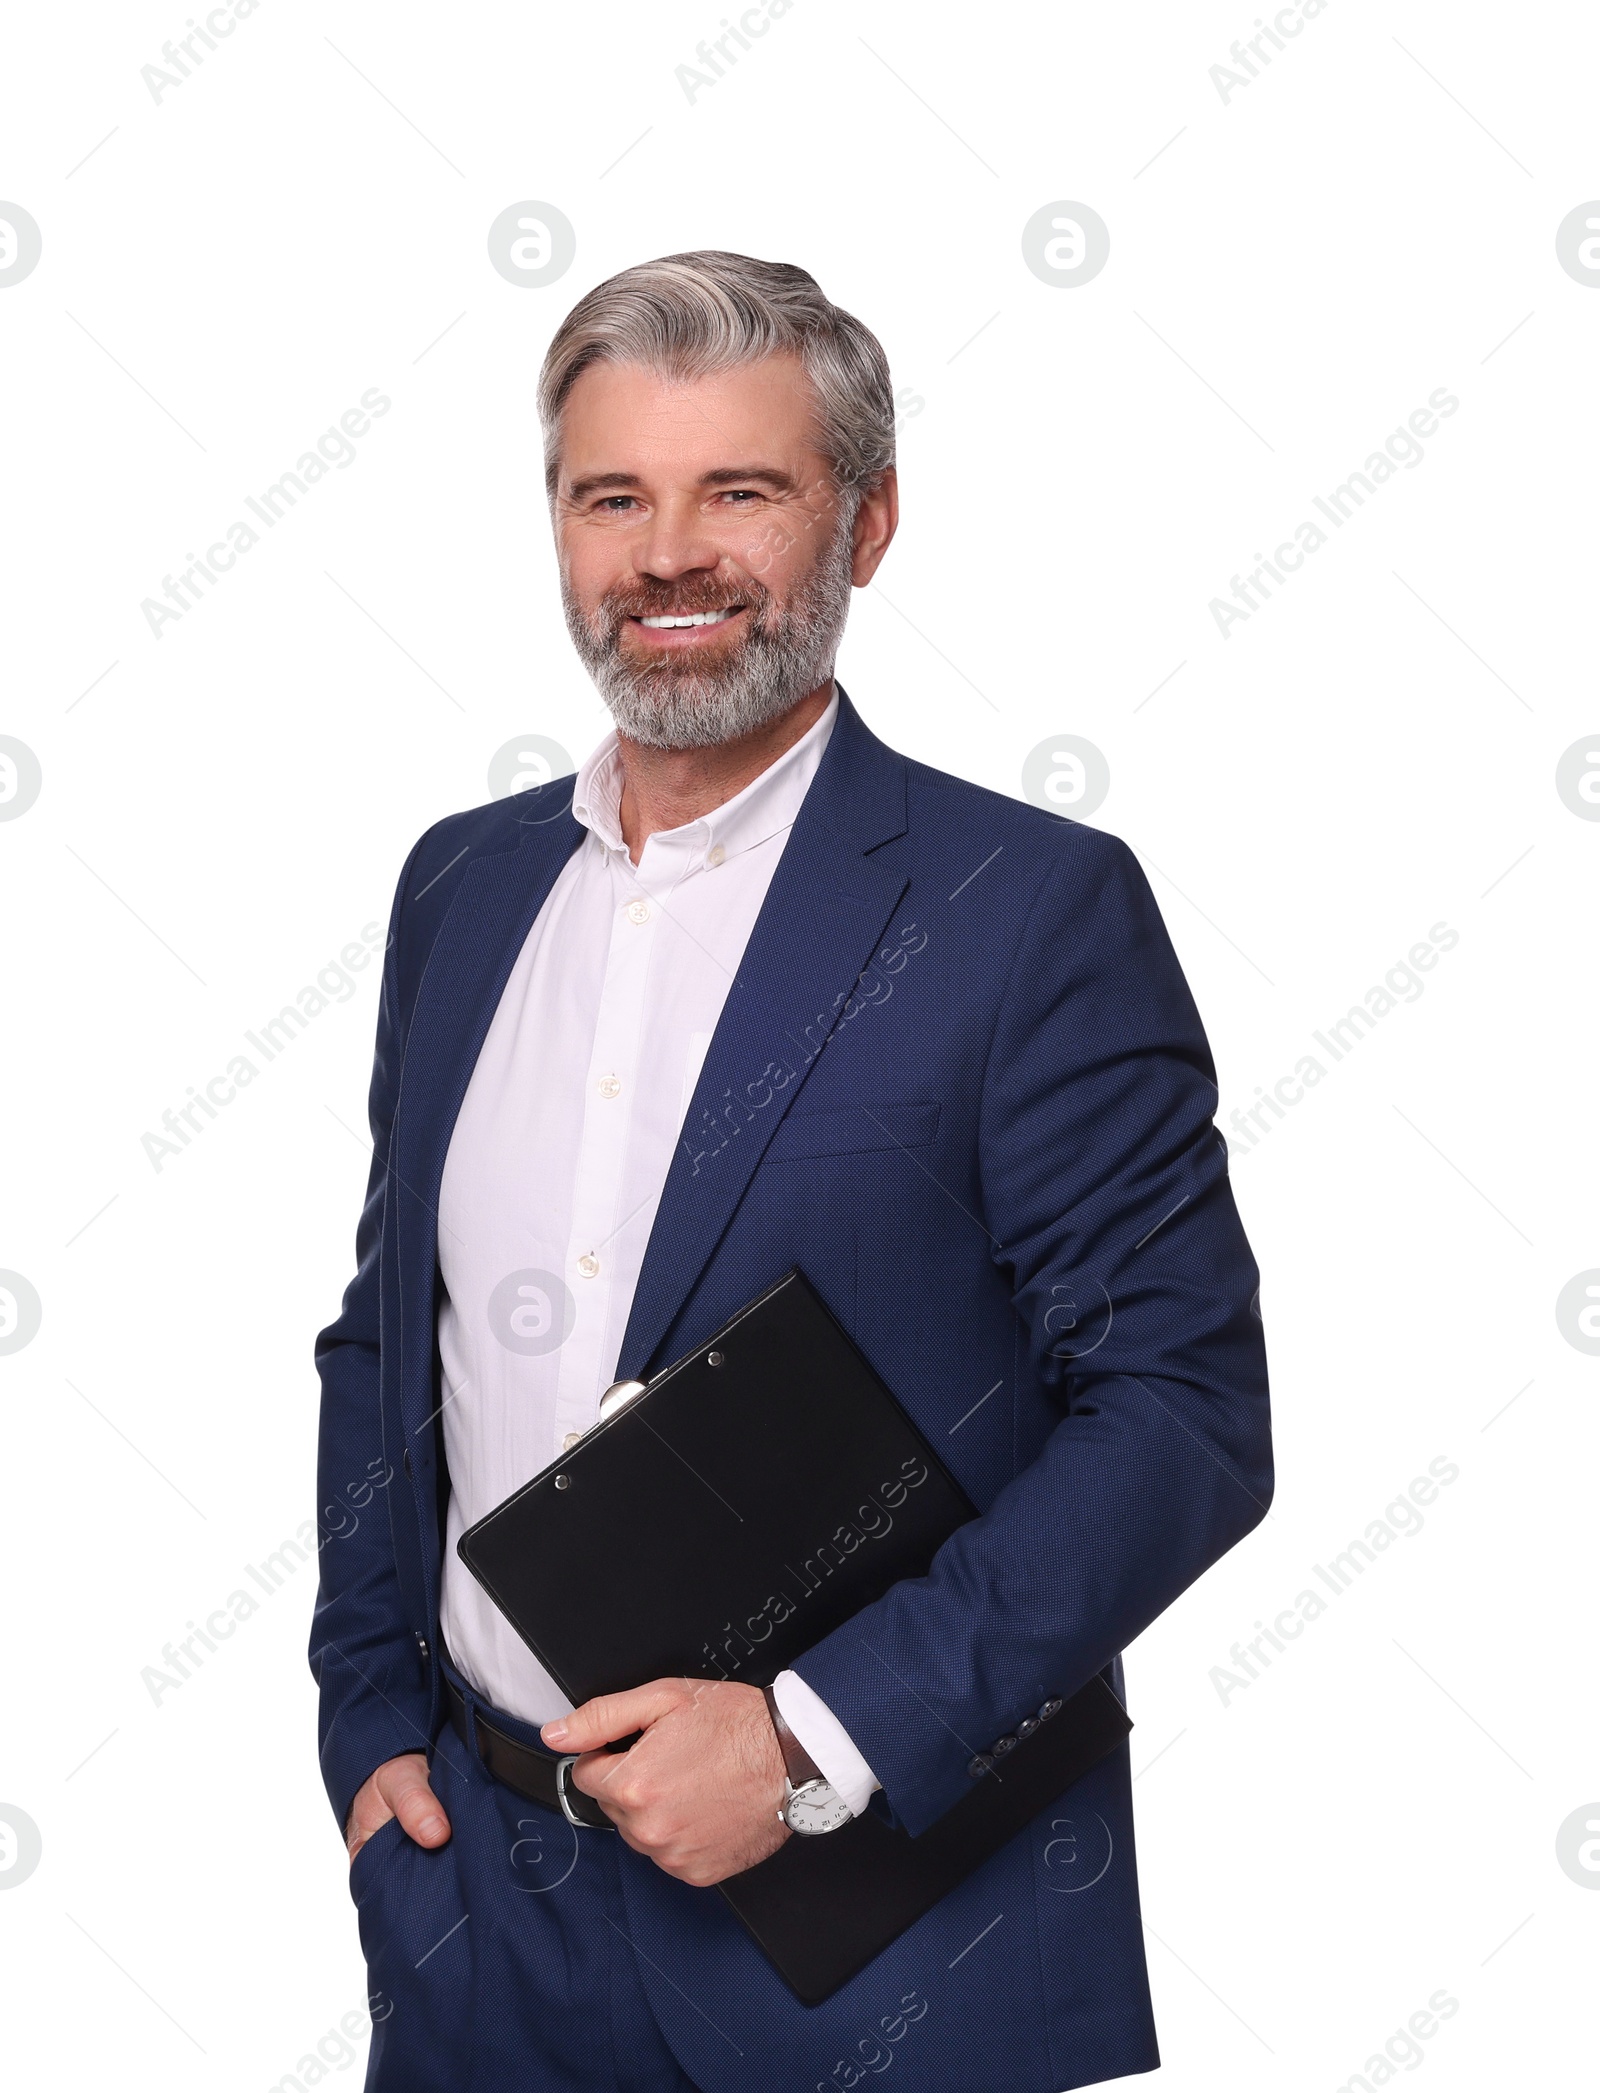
[637,608,740,628]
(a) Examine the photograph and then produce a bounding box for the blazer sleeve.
[307,830,435,1837]
[790,828,1273,1838]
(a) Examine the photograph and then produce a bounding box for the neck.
[614,679,834,864]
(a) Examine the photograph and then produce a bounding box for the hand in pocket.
[347,1753,452,1864]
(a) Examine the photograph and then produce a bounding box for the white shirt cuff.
[771,1668,881,1818]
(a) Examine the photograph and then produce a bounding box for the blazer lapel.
[390,801,586,1434]
[616,688,909,1378]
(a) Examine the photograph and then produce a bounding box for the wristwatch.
[761,1684,854,1836]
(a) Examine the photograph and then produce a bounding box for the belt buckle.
[556,1755,612,1831]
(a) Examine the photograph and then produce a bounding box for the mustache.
[596,576,768,631]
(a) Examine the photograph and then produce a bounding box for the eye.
[719,489,761,503]
[598,495,637,512]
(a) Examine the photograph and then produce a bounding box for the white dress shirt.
[435,684,880,1816]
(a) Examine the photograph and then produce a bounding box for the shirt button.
[577,1253,600,1278]
[562,1430,581,1451]
[706,843,726,868]
[626,899,651,925]
[597,1074,621,1099]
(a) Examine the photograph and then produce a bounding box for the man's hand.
[541,1679,791,1887]
[346,1753,452,1864]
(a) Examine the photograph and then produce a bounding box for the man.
[311,250,1273,2093]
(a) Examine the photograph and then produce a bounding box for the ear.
[850,467,899,587]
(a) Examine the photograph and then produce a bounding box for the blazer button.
[967,1753,994,1779]
[1038,1697,1063,1721]
[1016,1716,1039,1740]
[992,1734,1018,1758]
[415,1634,430,1661]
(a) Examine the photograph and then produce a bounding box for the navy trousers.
[351,1658,700,2092]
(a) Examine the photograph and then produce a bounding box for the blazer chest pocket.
[761,1100,940,1164]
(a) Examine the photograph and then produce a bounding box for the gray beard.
[561,515,855,751]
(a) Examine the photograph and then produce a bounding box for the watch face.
[784,1779,853,1836]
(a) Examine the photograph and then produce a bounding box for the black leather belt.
[446,1679,615,1830]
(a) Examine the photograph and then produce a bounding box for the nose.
[632,494,723,586]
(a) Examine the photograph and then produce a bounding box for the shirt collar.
[571,684,838,869]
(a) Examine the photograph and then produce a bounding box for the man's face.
[553,353,889,749]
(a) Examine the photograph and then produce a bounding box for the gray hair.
[537,250,895,511]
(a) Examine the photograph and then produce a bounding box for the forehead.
[557,353,826,481]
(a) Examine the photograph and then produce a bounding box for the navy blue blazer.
[310,686,1272,2092]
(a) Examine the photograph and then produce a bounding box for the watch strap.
[762,1682,823,1787]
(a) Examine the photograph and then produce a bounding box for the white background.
[1,1,1595,2086]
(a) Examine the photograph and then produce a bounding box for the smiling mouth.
[629,605,746,631]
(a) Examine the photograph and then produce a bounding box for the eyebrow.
[563,464,798,502]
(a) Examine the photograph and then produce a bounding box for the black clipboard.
[457,1267,1131,2002]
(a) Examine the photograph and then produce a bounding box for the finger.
[540,1679,686,1754]
[378,1758,451,1847]
[348,1758,409,1855]
[346,1784,388,1858]
[570,1745,634,1807]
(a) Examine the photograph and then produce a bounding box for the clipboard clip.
[596,1377,648,1425]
